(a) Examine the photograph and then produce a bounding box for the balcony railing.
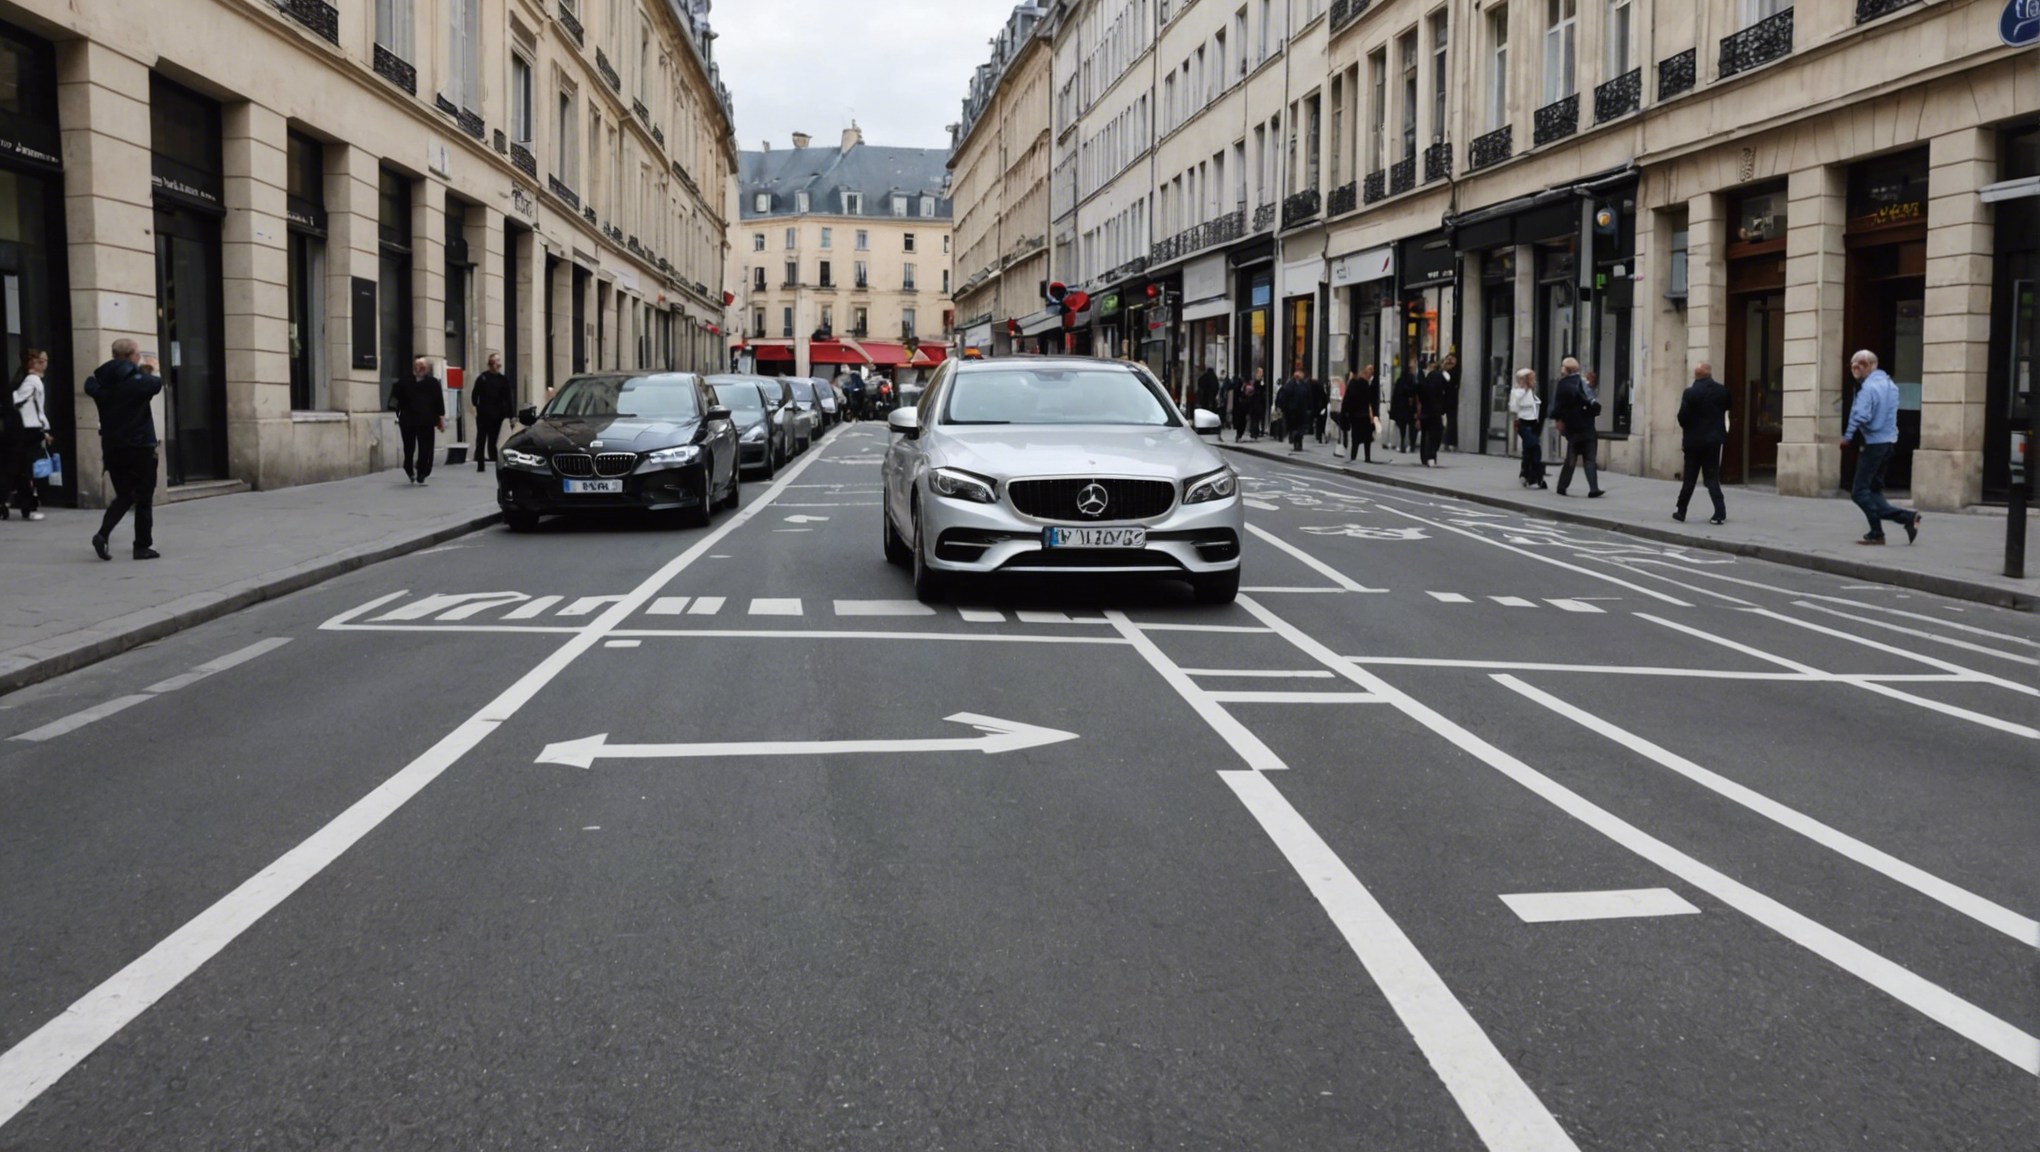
[902,281,917,292]
[1327,181,1357,216]
[1533,93,1579,146]
[511,142,537,177]
[1328,0,1373,35]
[652,126,665,149]
[1658,48,1696,100]
[458,108,484,140]
[1594,68,1642,123]
[372,45,416,94]
[596,49,621,92]
[633,98,650,125]
[583,205,598,225]
[548,176,579,209]
[1281,188,1321,229]
[1855,0,1921,21]
[1469,125,1512,171]
[281,0,339,43]
[557,2,584,46]
[1389,156,1415,195]
[1720,8,1793,79]
[1423,141,1452,183]
[1252,202,1276,231]
[1363,170,1385,204]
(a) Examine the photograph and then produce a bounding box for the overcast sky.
[710,0,1024,153]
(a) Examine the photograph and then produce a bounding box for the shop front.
[151,74,229,486]
[1180,253,1231,404]
[0,19,72,504]
[1330,244,1394,390]
[1984,121,2039,501]
[1839,151,1929,491]
[1397,229,1456,392]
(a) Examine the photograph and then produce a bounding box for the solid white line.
[1180,669,1338,679]
[646,596,691,616]
[1496,675,2040,947]
[1634,613,1825,675]
[1788,601,2038,667]
[502,595,562,619]
[834,599,938,616]
[0,426,851,1128]
[1741,608,2038,699]
[1234,596,2040,1076]
[11,696,154,743]
[1244,523,1389,592]
[1374,506,1693,606]
[605,629,1132,646]
[749,598,804,616]
[1500,889,1701,924]
[956,607,1006,622]
[1135,623,1274,633]
[1546,599,1605,614]
[1595,559,1755,605]
[1491,596,1537,608]
[1348,657,1826,680]
[143,637,294,693]
[1240,585,1349,593]
[1104,611,1285,771]
[15,637,299,742]
[1221,771,1582,1151]
[1427,591,1472,603]
[1848,679,2039,740]
[1203,690,1387,704]
[687,596,726,615]
[1628,562,2040,646]
[1243,498,1281,511]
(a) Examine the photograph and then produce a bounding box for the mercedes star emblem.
[1076,482,1110,519]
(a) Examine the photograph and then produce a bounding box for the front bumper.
[497,462,708,513]
[918,484,1243,577]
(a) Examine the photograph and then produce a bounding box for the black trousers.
[1287,413,1307,450]
[475,415,506,464]
[1517,419,1543,483]
[1678,445,1726,519]
[1557,433,1600,494]
[97,445,157,548]
[1396,418,1415,452]
[1418,416,1443,463]
[8,427,41,514]
[400,421,437,480]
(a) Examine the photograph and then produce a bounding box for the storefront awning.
[751,341,794,362]
[808,339,863,364]
[861,341,911,366]
[911,344,947,366]
[1017,307,1063,337]
[1180,295,1230,323]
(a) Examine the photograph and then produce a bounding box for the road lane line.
[1500,889,1701,923]
[1496,675,2040,948]
[558,596,625,617]
[646,597,691,615]
[1349,657,1824,680]
[1239,586,1348,593]
[603,640,641,648]
[1244,523,1389,592]
[141,638,295,693]
[438,594,531,621]
[0,426,850,1130]
[1491,596,1537,608]
[1593,559,1756,605]
[1204,690,1387,703]
[1104,612,1285,772]
[1740,608,2037,698]
[1234,595,2040,1076]
[1546,599,1605,614]
[1369,505,1693,606]
[956,607,1006,622]
[1427,592,1472,603]
[503,595,563,619]
[14,638,299,742]
[687,596,726,615]
[11,696,155,742]
[1626,562,2040,645]
[1221,771,1582,1152]
[1845,680,2039,740]
[1181,669,1337,679]
[1788,601,2038,667]
[834,600,938,616]
[748,598,803,616]
[1015,610,1071,623]
[1137,623,1273,633]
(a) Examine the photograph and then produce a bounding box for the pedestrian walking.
[1243,369,1266,440]
[1222,372,1246,440]
[1196,365,1221,417]
[1550,357,1605,497]
[1389,367,1417,454]
[390,356,447,484]
[1327,371,1346,447]
[1310,373,1330,442]
[470,352,512,472]
[1842,349,1921,545]
[1675,361,1730,524]
[1417,355,1455,466]
[7,347,53,520]
[1276,368,1311,452]
[84,338,164,560]
[1346,364,1380,463]
[1510,368,1546,488]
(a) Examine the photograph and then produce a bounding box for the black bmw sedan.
[497,372,740,531]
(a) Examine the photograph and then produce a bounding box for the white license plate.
[1045,526,1146,549]
[562,478,623,494]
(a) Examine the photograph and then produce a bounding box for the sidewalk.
[1,463,501,695]
[1220,436,2037,612]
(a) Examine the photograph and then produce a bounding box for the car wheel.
[883,504,911,566]
[503,510,540,533]
[911,501,945,603]
[1191,567,1241,605]
[759,446,777,480]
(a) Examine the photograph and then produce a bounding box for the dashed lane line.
[11,638,295,744]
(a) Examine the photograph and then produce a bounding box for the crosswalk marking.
[834,600,938,616]
[559,596,625,617]
[957,608,1006,622]
[503,595,562,619]
[646,597,691,616]
[1547,599,1607,614]
[1491,596,1537,608]
[687,596,726,615]
[1427,592,1472,603]
[1016,610,1071,623]
[749,598,803,616]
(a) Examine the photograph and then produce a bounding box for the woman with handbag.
[8,347,50,521]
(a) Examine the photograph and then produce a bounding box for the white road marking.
[0,427,851,1128]
[1181,669,1338,679]
[749,598,804,616]
[140,637,295,693]
[1136,623,1274,634]
[558,596,625,617]
[1222,771,1582,1151]
[11,696,154,743]
[1788,601,2038,667]
[834,599,938,616]
[1372,505,1693,606]
[783,514,831,523]
[536,712,1078,768]
[1593,558,1755,605]
[1498,675,2040,947]
[1491,596,1537,608]
[1849,680,2040,740]
[1104,612,1286,772]
[1015,610,1070,623]
[503,596,563,619]
[646,597,691,615]
[439,594,531,620]
[603,640,641,649]
[14,638,297,743]
[956,607,1006,623]
[773,528,815,533]
[1244,523,1390,592]
[1546,599,1605,613]
[1346,656,1965,683]
[1204,690,1387,704]
[1240,585,1349,593]
[687,596,726,615]
[1500,889,1700,923]
[1243,498,1281,511]
[1628,562,2040,646]
[372,592,526,621]
[1427,591,1473,603]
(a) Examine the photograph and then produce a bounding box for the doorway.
[1483,281,1514,451]
[1724,290,1785,484]
[154,204,226,485]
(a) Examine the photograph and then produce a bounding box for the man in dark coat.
[470,352,513,472]
[1243,368,1266,440]
[1417,355,1455,466]
[1675,360,1731,524]
[390,356,448,484]
[84,339,165,560]
[1389,368,1418,453]
[1276,368,1312,452]
[1309,374,1330,442]
[1196,366,1221,416]
[1346,365,1380,463]
[1550,357,1605,497]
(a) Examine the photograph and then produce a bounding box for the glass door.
[154,205,226,485]
[1731,291,1785,482]
[1485,284,1513,450]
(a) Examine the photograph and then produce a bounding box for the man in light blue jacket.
[1840,350,1921,545]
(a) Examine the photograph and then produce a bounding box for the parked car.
[782,377,828,439]
[498,371,740,531]
[761,376,813,454]
[708,377,786,478]
[881,356,1242,603]
[809,376,841,426]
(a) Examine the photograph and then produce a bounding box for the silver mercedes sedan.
[881,356,1244,603]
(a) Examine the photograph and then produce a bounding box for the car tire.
[911,502,945,602]
[759,446,776,480]
[883,505,911,566]
[1191,567,1241,605]
[503,509,540,533]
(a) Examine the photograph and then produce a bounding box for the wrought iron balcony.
[1533,94,1579,146]
[1855,0,1921,21]
[1389,157,1415,195]
[1595,68,1642,123]
[1720,8,1793,79]
[1212,208,1245,245]
[1327,181,1357,216]
[1252,202,1276,231]
[372,45,416,95]
[1281,188,1321,229]
[652,126,665,149]
[583,205,598,225]
[548,176,579,209]
[557,2,584,46]
[633,99,650,125]
[1329,0,1373,35]
[281,0,339,43]
[511,142,537,177]
[1469,126,1512,171]
[1658,48,1696,100]
[458,108,485,140]
[1363,170,1385,204]
[596,49,621,92]
[1423,142,1452,183]
[493,129,506,153]
[435,93,459,117]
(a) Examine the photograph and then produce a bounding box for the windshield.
[785,379,816,404]
[711,383,766,415]
[941,367,1176,426]
[546,374,700,420]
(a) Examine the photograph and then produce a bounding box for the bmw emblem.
[1076,482,1110,519]
[590,440,605,449]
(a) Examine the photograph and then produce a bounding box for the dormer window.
[891,194,907,217]
[795,191,809,212]
[844,190,863,214]
[753,192,769,212]
[921,195,935,216]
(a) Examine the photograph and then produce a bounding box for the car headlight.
[501,448,548,472]
[640,444,702,469]
[1183,465,1238,504]
[741,423,766,442]
[928,466,997,504]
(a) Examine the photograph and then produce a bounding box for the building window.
[853,306,868,334]
[795,191,809,212]
[1369,48,1387,172]
[1399,31,1418,160]
[902,308,916,337]
[448,0,480,108]
[1235,6,1248,74]
[752,232,764,251]
[785,226,796,249]
[1257,0,1271,62]
[819,259,833,287]
[286,132,327,410]
[920,195,935,216]
[375,0,414,61]
[557,90,578,185]
[844,190,863,213]
[820,227,832,248]
[1430,10,1448,142]
[943,234,949,254]
[1545,0,1577,104]
[904,232,916,252]
[1305,95,1321,190]
[754,191,770,212]
[1606,0,1632,76]
[784,259,798,286]
[1488,7,1509,131]
[753,267,765,290]
[891,194,907,216]
[781,306,793,337]
[751,307,764,336]
[941,268,950,293]
[820,305,832,332]
[855,260,868,287]
[855,229,868,250]
[509,53,534,143]
[903,262,916,290]
[1741,0,1788,27]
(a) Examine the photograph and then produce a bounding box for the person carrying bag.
[8,347,52,520]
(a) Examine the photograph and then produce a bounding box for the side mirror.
[1192,408,1222,434]
[518,405,539,427]
[888,407,921,438]
[705,405,732,423]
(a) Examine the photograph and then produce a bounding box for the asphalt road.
[1,425,2035,1151]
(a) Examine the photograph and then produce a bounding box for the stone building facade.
[2,0,735,507]
[949,4,1054,359]
[952,0,2037,509]
[727,128,954,381]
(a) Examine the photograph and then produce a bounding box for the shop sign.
[1330,245,1394,286]
[1848,200,1926,232]
[1097,292,1121,317]
[2003,0,2040,47]
[0,134,61,171]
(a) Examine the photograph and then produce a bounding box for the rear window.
[941,366,1176,427]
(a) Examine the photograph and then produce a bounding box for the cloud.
[709,0,1021,151]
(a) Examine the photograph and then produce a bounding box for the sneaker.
[1858,534,1886,546]
[132,547,160,560]
[1672,510,1687,522]
[23,511,44,521]
[92,533,111,561]
[1905,514,1921,544]
[1709,516,1727,525]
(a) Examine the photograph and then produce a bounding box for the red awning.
[860,341,911,367]
[808,340,864,365]
[911,344,947,366]
[751,342,794,362]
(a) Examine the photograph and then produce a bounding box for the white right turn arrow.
[536,712,1079,769]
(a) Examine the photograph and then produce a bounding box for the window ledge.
[291,409,350,423]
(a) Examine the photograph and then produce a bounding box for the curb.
[0,510,504,698]
[1220,443,2037,613]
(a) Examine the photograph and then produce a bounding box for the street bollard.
[2008,430,2030,580]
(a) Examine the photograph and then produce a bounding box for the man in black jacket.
[1276,368,1311,452]
[1551,357,1605,497]
[1675,360,1731,524]
[1417,355,1455,466]
[84,339,164,560]
[470,352,513,472]
[390,356,447,484]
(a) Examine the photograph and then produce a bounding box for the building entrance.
[154,205,226,485]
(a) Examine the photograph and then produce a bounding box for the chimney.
[761,139,770,152]
[792,132,811,149]
[840,121,862,154]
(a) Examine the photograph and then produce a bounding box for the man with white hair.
[1550,356,1604,497]
[1841,349,1920,545]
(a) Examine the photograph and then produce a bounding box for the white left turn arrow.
[536,712,1079,769]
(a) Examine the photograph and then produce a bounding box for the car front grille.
[1008,477,1176,522]
[552,452,638,478]
[553,453,594,478]
[594,452,638,477]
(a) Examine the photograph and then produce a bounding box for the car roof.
[952,355,1142,373]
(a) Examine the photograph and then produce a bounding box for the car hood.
[506,415,703,453]
[932,425,1222,480]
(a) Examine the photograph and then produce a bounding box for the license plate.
[1044,526,1146,549]
[562,478,623,494]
